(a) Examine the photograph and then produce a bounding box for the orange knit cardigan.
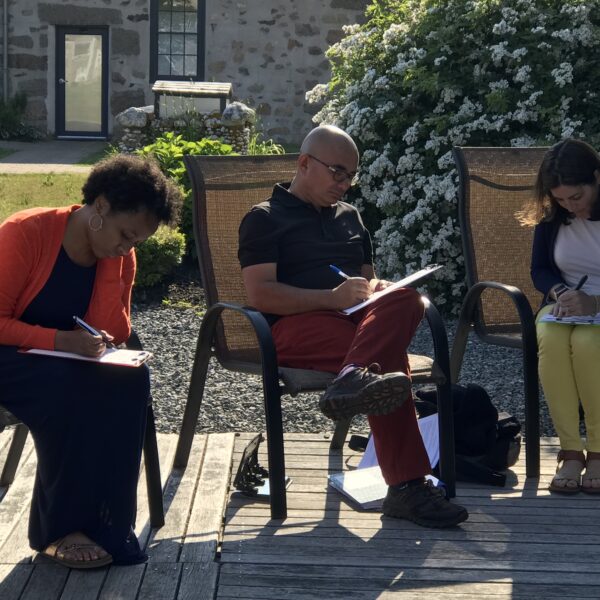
[0,205,135,349]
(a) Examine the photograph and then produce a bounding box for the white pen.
[73,316,115,348]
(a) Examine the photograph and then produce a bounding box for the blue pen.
[329,264,350,280]
[73,316,115,348]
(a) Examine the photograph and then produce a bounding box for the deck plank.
[2,431,600,599]
[147,434,207,563]
[179,432,235,564]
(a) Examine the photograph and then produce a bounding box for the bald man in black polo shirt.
[238,125,467,528]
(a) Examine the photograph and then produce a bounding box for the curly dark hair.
[82,154,182,225]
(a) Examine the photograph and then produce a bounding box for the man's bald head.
[300,125,359,162]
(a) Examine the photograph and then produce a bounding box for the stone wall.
[3,0,152,132]
[205,0,369,145]
[2,0,368,143]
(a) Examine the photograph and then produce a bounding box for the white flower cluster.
[309,0,600,311]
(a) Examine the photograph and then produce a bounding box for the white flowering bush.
[307,0,600,311]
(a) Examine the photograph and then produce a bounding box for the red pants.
[272,287,431,485]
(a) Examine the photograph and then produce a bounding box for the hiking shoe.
[382,480,468,528]
[319,363,410,420]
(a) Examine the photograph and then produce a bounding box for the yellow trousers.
[536,305,600,451]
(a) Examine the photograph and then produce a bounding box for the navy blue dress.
[0,247,149,564]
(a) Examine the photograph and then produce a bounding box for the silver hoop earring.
[89,213,103,232]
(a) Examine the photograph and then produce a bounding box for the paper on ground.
[341,264,443,315]
[358,413,439,470]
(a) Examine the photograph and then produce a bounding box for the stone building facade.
[1,0,368,144]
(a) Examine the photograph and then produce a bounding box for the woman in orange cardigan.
[0,155,180,568]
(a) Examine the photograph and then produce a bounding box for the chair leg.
[1,424,28,487]
[144,402,165,528]
[330,419,351,450]
[261,358,287,519]
[436,382,456,498]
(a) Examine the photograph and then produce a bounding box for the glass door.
[56,27,108,138]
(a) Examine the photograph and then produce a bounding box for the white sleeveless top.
[554,218,600,295]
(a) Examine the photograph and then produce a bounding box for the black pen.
[73,316,115,348]
[574,275,588,291]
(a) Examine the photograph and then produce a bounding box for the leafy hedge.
[308,0,600,311]
[136,133,236,259]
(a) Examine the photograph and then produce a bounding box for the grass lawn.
[0,173,88,223]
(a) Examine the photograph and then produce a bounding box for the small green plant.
[247,132,285,155]
[0,92,44,141]
[162,297,206,317]
[42,173,54,187]
[135,225,186,288]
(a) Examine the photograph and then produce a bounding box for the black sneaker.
[382,480,468,528]
[319,363,410,420]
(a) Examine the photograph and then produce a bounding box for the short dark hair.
[82,154,181,225]
[535,139,600,223]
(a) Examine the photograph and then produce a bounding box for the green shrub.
[137,133,236,258]
[135,225,186,288]
[308,0,600,312]
[247,132,285,155]
[0,92,44,141]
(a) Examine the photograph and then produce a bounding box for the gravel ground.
[131,299,555,438]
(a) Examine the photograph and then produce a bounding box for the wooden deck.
[1,429,599,599]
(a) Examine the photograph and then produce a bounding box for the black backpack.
[415,383,521,487]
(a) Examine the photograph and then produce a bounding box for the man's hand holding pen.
[329,264,372,309]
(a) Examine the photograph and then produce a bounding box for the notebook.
[24,347,152,367]
[540,313,600,326]
[341,264,444,315]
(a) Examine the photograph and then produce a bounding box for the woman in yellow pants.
[526,139,600,494]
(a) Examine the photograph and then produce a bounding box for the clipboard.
[341,264,444,315]
[23,347,153,367]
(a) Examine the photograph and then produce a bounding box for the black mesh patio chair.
[174,153,458,520]
[451,146,547,478]
[0,331,165,528]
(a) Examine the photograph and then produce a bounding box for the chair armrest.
[450,280,536,383]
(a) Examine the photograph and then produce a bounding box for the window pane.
[158,55,171,76]
[171,34,184,54]
[158,33,171,54]
[158,12,171,32]
[172,0,187,11]
[184,0,197,9]
[171,55,184,76]
[184,55,197,77]
[184,35,196,55]
[159,0,171,9]
[184,12,197,33]
[171,12,185,32]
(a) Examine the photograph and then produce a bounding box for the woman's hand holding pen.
[55,329,114,357]
[553,290,598,317]
[331,277,372,309]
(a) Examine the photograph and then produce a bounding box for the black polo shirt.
[238,184,373,322]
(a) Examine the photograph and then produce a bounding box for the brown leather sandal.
[582,451,600,495]
[42,535,112,569]
[548,450,585,494]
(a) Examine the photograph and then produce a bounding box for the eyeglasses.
[307,154,359,186]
